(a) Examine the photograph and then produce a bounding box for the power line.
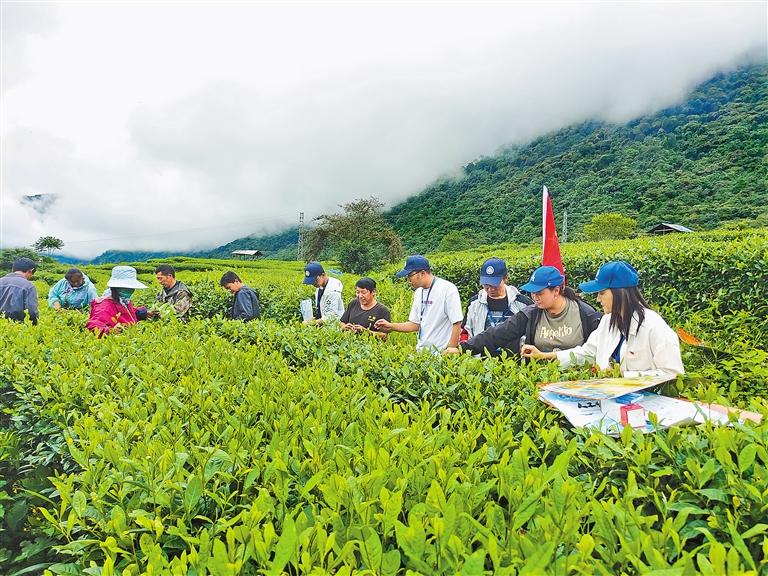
[297,212,305,261]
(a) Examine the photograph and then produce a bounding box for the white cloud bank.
[1,1,766,258]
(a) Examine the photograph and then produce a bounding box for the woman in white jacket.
[521,261,684,376]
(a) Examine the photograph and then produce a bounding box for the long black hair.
[609,286,651,337]
[544,285,583,302]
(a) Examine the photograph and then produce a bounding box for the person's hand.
[110,324,124,334]
[374,319,393,333]
[521,344,552,360]
[53,301,62,311]
[350,324,366,333]
[443,347,461,355]
[341,322,355,331]
[146,310,160,319]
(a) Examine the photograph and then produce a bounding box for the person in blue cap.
[447,265,601,358]
[462,257,532,339]
[302,261,344,324]
[375,255,463,352]
[522,261,684,376]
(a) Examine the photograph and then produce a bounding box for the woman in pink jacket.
[86,266,149,336]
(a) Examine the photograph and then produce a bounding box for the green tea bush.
[0,314,766,575]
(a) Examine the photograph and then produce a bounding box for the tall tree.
[34,236,64,255]
[306,197,403,273]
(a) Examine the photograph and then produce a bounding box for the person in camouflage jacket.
[154,264,192,320]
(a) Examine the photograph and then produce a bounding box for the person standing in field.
[302,262,344,324]
[154,264,192,320]
[220,271,260,321]
[340,277,391,339]
[0,257,39,325]
[375,255,463,353]
[462,257,532,339]
[48,268,98,311]
[86,266,149,336]
[521,261,684,376]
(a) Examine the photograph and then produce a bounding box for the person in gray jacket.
[0,257,39,325]
[219,271,260,321]
[154,264,192,320]
[462,257,532,339]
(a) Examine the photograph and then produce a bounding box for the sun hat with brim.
[520,265,565,293]
[106,266,147,289]
[303,261,325,285]
[579,260,639,293]
[395,255,431,278]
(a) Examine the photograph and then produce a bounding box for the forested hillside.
[387,64,767,251]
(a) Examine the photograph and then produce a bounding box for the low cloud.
[2,2,766,258]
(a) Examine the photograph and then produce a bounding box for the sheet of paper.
[300,299,313,322]
[540,390,751,436]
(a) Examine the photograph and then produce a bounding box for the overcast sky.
[1,1,766,258]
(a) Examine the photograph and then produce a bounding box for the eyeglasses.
[406,270,422,279]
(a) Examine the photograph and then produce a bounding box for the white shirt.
[316,276,344,321]
[556,308,684,376]
[408,277,463,351]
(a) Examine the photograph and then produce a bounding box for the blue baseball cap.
[479,257,507,286]
[395,255,431,278]
[579,261,639,293]
[303,261,325,284]
[520,266,565,293]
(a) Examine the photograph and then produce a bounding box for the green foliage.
[306,197,404,274]
[437,228,482,253]
[2,231,768,574]
[387,64,768,251]
[582,212,638,241]
[0,248,52,272]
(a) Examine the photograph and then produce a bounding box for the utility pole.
[563,209,568,243]
[297,212,305,261]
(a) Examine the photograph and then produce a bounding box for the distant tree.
[437,229,481,253]
[582,213,637,241]
[34,236,64,255]
[305,197,404,274]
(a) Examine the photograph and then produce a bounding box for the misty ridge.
[1,2,766,258]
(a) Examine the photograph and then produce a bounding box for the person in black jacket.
[220,271,260,321]
[446,265,602,358]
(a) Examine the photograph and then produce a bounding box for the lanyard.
[611,334,626,364]
[418,278,436,340]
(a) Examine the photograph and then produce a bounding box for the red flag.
[542,185,565,277]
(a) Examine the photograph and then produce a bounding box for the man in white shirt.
[375,255,463,352]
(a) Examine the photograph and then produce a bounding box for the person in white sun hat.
[86,266,149,336]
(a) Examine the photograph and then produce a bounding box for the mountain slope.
[387,64,767,251]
